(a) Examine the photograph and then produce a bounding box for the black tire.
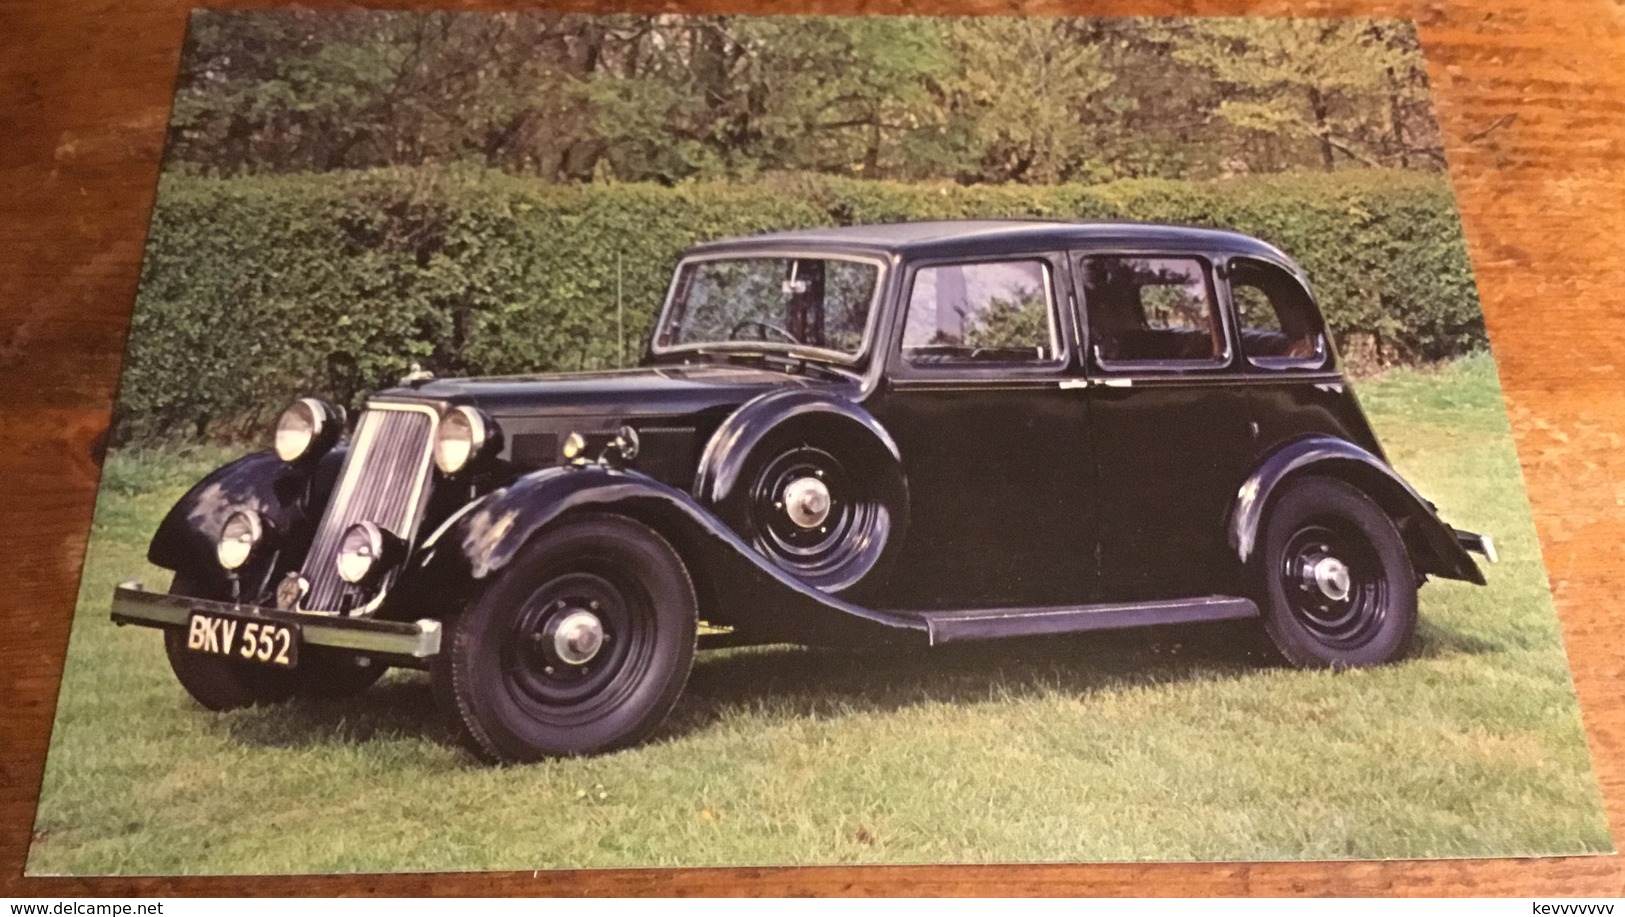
[162,573,299,711]
[719,426,905,595]
[437,513,698,763]
[1255,476,1418,668]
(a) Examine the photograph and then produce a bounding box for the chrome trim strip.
[918,595,1259,646]
[110,583,441,659]
[418,498,483,552]
[887,379,1071,391]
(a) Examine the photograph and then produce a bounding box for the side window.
[1078,256,1223,365]
[1230,259,1324,366]
[901,260,1060,366]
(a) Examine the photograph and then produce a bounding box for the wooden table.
[3,0,1622,896]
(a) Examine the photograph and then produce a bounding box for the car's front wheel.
[435,513,698,763]
[1255,476,1418,668]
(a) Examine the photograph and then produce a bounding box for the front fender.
[147,447,346,590]
[692,388,902,506]
[1229,435,1485,585]
[405,464,925,643]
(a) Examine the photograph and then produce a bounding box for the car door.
[1072,250,1255,602]
[863,252,1097,609]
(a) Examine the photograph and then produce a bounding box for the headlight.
[561,431,587,461]
[336,521,402,585]
[434,406,499,475]
[336,522,381,584]
[216,511,263,571]
[275,398,343,463]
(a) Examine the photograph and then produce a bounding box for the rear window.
[1230,258,1325,367]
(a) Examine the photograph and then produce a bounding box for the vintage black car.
[112,220,1497,763]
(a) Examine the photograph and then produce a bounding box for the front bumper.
[111,582,442,664]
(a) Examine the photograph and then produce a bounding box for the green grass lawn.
[26,354,1612,874]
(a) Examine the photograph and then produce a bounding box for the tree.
[942,18,1115,184]
[165,12,1444,183]
[1170,18,1440,171]
[682,17,954,179]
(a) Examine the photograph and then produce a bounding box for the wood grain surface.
[3,0,1624,897]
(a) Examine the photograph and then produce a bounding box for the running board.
[912,595,1259,646]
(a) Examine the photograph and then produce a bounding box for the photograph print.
[28,10,1612,875]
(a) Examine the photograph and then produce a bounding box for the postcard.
[28,11,1610,875]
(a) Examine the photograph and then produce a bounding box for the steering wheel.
[728,319,802,345]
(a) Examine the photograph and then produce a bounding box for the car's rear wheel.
[436,513,698,763]
[163,572,300,710]
[721,427,905,596]
[1255,476,1418,668]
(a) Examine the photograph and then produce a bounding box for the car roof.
[682,219,1300,266]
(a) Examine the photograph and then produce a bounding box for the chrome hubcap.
[547,609,605,665]
[1308,555,1352,602]
[782,476,832,530]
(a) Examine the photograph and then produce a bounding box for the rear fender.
[405,464,925,644]
[147,447,346,592]
[1229,435,1485,585]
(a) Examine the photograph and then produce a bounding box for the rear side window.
[1230,259,1324,367]
[901,260,1060,366]
[1078,256,1224,365]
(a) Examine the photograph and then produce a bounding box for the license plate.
[185,612,300,668]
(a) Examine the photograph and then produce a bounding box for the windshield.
[654,256,881,358]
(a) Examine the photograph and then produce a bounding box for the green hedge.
[117,167,1483,443]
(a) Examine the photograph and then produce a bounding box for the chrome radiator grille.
[300,404,438,613]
